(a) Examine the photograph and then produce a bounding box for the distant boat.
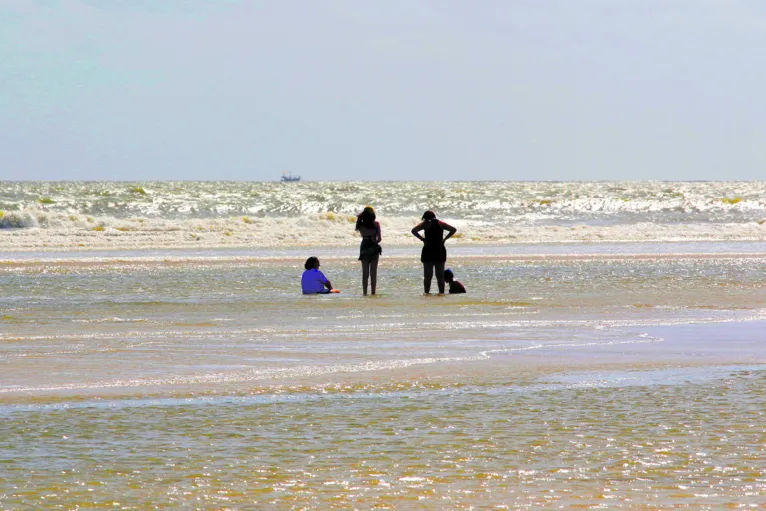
[280,171,301,182]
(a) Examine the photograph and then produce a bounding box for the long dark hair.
[355,206,376,231]
[421,210,436,221]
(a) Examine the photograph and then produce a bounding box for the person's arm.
[440,221,457,243]
[318,270,333,291]
[375,221,382,243]
[323,278,341,293]
[411,221,426,242]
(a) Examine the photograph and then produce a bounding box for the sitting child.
[444,268,466,294]
[301,256,341,294]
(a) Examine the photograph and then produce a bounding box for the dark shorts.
[421,245,447,263]
[359,239,381,261]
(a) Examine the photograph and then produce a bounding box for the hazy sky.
[2,0,765,181]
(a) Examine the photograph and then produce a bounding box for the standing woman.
[411,210,457,295]
[356,206,382,295]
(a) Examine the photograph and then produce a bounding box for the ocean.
[1,180,765,509]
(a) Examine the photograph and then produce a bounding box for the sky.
[1,0,765,181]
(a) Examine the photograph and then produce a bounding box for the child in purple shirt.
[301,257,341,294]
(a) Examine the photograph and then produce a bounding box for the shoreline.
[2,319,764,405]
[3,250,766,268]
[2,223,766,252]
[3,237,766,262]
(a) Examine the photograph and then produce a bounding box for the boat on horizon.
[280,171,301,182]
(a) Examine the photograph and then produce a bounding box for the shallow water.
[3,246,766,396]
[3,365,766,509]
[2,241,766,508]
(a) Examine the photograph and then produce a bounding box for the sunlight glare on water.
[2,185,766,508]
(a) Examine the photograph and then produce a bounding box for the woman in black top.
[411,210,457,294]
[356,206,382,295]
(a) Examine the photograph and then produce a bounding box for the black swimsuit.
[359,234,381,260]
[420,221,447,263]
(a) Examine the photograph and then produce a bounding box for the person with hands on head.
[301,256,341,294]
[411,210,457,295]
[356,206,382,296]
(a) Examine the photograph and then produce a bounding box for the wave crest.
[0,210,40,229]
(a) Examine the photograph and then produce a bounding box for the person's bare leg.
[370,257,379,295]
[423,262,434,294]
[361,260,370,295]
[435,262,445,294]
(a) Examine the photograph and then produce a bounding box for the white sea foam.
[1,216,765,251]
[2,181,766,250]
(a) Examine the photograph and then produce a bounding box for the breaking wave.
[2,180,766,250]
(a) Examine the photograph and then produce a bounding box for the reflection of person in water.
[301,257,340,294]
[411,210,457,295]
[444,268,466,294]
[356,206,382,296]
